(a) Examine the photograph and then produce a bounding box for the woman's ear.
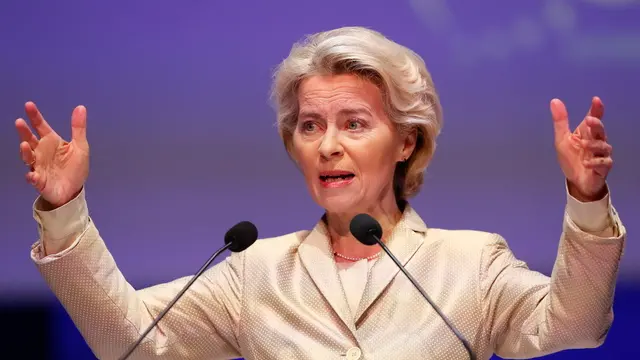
[401,128,418,161]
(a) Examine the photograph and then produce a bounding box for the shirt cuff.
[565,181,612,233]
[32,187,89,253]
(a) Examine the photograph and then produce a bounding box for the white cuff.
[565,182,612,233]
[32,187,89,254]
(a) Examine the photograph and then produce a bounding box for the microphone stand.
[374,235,476,360]
[118,242,233,360]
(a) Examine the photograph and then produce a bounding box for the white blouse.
[336,259,376,318]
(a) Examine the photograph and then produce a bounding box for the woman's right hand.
[15,102,90,209]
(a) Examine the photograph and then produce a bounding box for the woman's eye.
[347,120,360,130]
[302,122,316,132]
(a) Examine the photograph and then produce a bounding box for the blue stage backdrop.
[1,0,638,358]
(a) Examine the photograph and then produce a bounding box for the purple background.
[0,1,638,357]
[0,0,640,296]
[3,0,637,295]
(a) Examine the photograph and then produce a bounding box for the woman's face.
[291,74,416,214]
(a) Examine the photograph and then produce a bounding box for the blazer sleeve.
[30,189,244,360]
[480,191,626,359]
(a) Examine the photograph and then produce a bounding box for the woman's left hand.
[551,96,613,202]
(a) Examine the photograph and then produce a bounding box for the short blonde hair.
[271,26,443,199]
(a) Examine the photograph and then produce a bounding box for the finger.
[583,157,613,170]
[585,116,607,141]
[583,157,613,178]
[25,171,46,192]
[71,105,88,146]
[24,101,54,137]
[20,141,36,166]
[550,98,571,143]
[15,118,39,148]
[581,139,611,157]
[587,96,604,120]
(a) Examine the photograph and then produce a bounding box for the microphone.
[118,221,258,360]
[349,214,476,360]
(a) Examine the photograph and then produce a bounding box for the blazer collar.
[355,205,427,321]
[298,218,356,333]
[298,204,428,331]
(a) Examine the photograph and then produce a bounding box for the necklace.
[334,251,381,261]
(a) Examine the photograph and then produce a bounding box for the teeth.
[321,174,354,181]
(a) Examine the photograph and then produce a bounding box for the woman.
[16,27,625,360]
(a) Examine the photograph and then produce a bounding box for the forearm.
[543,208,625,341]
[488,185,626,358]
[35,222,163,358]
[30,191,242,359]
[540,183,625,344]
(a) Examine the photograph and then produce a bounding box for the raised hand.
[15,102,90,208]
[551,96,612,202]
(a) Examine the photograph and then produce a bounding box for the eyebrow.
[298,107,373,119]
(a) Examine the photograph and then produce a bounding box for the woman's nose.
[318,132,344,160]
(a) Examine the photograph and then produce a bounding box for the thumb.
[587,96,604,119]
[550,99,571,143]
[71,105,88,147]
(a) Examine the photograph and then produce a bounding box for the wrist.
[39,188,83,211]
[567,181,608,202]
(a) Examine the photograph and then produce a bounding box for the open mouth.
[319,171,355,183]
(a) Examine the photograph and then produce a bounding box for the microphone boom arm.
[375,235,476,360]
[118,242,233,360]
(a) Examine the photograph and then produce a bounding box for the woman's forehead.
[297,75,384,113]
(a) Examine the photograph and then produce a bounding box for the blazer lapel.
[354,206,428,321]
[298,220,356,334]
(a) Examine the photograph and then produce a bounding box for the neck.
[327,193,404,261]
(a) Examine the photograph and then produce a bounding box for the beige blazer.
[31,189,626,360]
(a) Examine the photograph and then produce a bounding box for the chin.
[315,193,363,215]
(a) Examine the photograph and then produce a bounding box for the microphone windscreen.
[349,214,382,246]
[225,221,258,252]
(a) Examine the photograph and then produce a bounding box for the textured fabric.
[30,188,625,360]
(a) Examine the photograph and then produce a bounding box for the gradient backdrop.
[1,0,638,359]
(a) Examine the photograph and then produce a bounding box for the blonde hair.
[271,26,443,199]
